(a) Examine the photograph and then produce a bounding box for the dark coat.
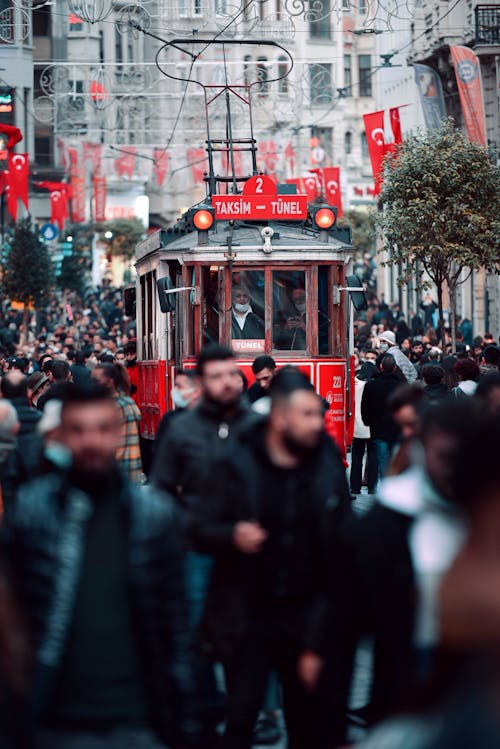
[10,398,40,437]
[361,372,402,441]
[0,471,199,747]
[192,422,351,663]
[424,382,449,402]
[152,397,258,514]
[231,311,265,339]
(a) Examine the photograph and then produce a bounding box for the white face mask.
[172,388,190,409]
[234,302,250,314]
[379,342,389,353]
[295,301,306,314]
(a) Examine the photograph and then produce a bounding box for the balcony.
[475,5,500,45]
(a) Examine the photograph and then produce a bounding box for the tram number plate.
[212,195,308,221]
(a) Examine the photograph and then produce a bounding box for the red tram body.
[134,204,359,458]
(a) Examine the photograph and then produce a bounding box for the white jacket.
[388,345,418,382]
[353,377,371,439]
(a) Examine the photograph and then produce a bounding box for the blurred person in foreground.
[313,400,474,745]
[355,408,500,749]
[193,367,351,749]
[0,383,199,749]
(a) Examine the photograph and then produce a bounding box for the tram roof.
[136,222,353,265]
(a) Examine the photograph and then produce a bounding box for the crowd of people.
[0,282,499,749]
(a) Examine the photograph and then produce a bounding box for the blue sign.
[40,223,58,241]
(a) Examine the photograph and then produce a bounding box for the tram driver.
[231,285,265,339]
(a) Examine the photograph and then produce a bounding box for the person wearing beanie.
[378,330,418,382]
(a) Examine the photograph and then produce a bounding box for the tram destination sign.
[212,175,308,222]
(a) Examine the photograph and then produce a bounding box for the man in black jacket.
[193,367,351,749]
[152,344,257,747]
[0,383,198,749]
[361,354,404,479]
[0,370,41,436]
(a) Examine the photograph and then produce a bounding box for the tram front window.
[272,270,307,351]
[231,270,265,353]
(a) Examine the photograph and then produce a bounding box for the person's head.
[455,357,480,383]
[482,345,500,369]
[421,364,445,386]
[27,371,50,405]
[450,408,500,511]
[356,361,376,382]
[269,367,324,457]
[195,344,241,407]
[421,401,478,501]
[172,368,201,410]
[51,359,71,383]
[0,400,19,442]
[251,355,276,392]
[59,383,122,475]
[388,383,428,442]
[231,286,251,314]
[378,330,396,352]
[123,341,137,363]
[379,353,397,374]
[0,370,28,400]
[74,350,87,366]
[364,350,377,364]
[91,362,119,394]
[411,340,424,359]
[475,374,500,416]
[292,287,306,314]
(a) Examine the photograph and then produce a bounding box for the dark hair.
[270,366,315,401]
[51,359,70,382]
[40,358,53,374]
[475,374,500,402]
[196,344,234,376]
[0,373,28,399]
[60,382,113,412]
[483,345,500,367]
[388,383,427,414]
[421,363,445,385]
[421,399,478,442]
[451,410,500,508]
[357,361,376,382]
[441,355,459,389]
[455,357,480,382]
[380,354,397,373]
[175,368,198,382]
[251,355,276,375]
[96,362,131,395]
[238,369,249,391]
[74,351,87,365]
[123,342,137,356]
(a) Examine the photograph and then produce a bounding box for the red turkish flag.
[389,107,402,144]
[114,148,136,179]
[68,146,80,172]
[257,141,279,174]
[363,111,390,195]
[93,176,106,221]
[34,181,71,230]
[322,167,343,218]
[153,149,169,187]
[0,124,23,151]
[284,141,296,173]
[6,153,29,221]
[187,148,207,184]
[83,143,102,175]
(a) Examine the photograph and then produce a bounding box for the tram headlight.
[185,205,215,233]
[311,205,337,231]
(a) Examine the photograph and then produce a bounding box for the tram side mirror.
[346,274,368,311]
[157,276,176,313]
[123,286,136,318]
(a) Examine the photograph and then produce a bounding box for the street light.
[104,230,113,239]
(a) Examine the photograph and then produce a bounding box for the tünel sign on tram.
[212,174,308,221]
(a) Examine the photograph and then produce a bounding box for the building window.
[344,131,352,154]
[35,136,51,166]
[310,63,333,104]
[311,126,333,159]
[358,54,372,96]
[343,54,352,94]
[243,55,252,86]
[115,26,123,66]
[278,56,288,94]
[342,0,350,9]
[309,0,331,38]
[127,28,133,62]
[256,57,269,96]
[361,132,368,159]
[358,0,366,13]
[179,0,203,17]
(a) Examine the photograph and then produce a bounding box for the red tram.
[134,179,365,458]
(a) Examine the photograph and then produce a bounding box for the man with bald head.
[0,400,20,508]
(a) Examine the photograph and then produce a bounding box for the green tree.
[2,218,54,343]
[378,119,500,347]
[339,208,377,254]
[97,217,146,259]
[57,253,87,297]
